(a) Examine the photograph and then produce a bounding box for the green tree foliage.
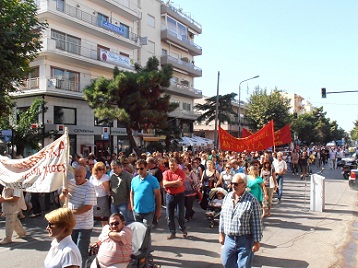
[0,98,47,156]
[291,106,346,145]
[83,57,177,154]
[0,0,47,116]
[350,120,358,141]
[195,93,238,126]
[245,87,291,131]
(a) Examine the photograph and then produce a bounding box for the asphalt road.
[0,164,357,268]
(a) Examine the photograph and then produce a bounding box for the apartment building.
[12,0,202,157]
[280,92,314,116]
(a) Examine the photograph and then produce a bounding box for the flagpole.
[63,127,69,208]
[272,120,276,152]
[214,71,220,150]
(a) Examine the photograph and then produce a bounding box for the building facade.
[12,0,202,157]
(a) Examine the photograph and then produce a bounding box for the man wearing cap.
[219,173,263,268]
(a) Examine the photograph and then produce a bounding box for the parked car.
[349,169,358,191]
[337,153,356,167]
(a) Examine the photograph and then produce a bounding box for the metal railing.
[166,55,202,73]
[37,0,141,46]
[163,2,202,31]
[19,77,40,90]
[163,26,202,50]
[170,81,202,95]
[19,77,85,93]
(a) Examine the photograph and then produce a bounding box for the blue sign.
[103,133,109,140]
[1,129,12,136]
[4,136,11,142]
[101,21,124,35]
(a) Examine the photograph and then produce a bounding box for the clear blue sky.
[176,0,358,132]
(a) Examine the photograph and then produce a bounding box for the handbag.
[269,176,275,188]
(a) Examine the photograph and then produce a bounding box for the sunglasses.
[192,162,198,164]
[136,167,145,171]
[225,166,231,168]
[223,160,227,162]
[109,221,120,227]
[231,181,245,186]
[47,222,55,228]
[97,168,105,171]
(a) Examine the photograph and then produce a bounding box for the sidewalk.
[145,167,358,268]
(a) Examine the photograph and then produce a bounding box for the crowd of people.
[0,144,348,267]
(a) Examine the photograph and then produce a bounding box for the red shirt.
[163,168,186,194]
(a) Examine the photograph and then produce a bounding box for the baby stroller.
[205,187,227,228]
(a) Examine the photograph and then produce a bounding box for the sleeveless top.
[202,169,218,188]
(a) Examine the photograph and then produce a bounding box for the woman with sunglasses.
[89,213,132,268]
[216,164,235,191]
[90,162,110,226]
[44,208,81,268]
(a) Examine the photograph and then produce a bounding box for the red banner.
[241,128,253,138]
[239,124,292,146]
[219,120,275,152]
[274,124,292,146]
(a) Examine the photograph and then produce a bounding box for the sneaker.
[166,234,176,240]
[296,173,298,176]
[29,213,41,218]
[292,173,295,175]
[182,230,188,238]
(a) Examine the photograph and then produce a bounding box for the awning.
[143,137,160,142]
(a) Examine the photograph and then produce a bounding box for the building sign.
[100,49,134,69]
[45,124,127,136]
[101,20,124,35]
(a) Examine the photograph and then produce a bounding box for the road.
[0,165,357,267]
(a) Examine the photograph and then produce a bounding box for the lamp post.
[238,75,259,137]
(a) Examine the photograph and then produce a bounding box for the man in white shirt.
[60,166,96,268]
[272,152,287,202]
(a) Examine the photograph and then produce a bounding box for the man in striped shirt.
[60,166,97,268]
[219,173,263,268]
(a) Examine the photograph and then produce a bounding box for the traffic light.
[321,88,327,98]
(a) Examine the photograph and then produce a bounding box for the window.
[166,16,187,40]
[162,49,167,56]
[183,102,191,111]
[147,14,155,28]
[51,67,80,91]
[29,67,39,78]
[54,106,76,125]
[56,0,65,12]
[51,30,80,55]
[147,40,155,54]
[120,23,129,38]
[97,13,108,27]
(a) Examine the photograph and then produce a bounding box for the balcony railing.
[161,26,202,55]
[19,77,86,94]
[168,80,202,96]
[43,37,135,70]
[161,55,202,77]
[36,0,141,47]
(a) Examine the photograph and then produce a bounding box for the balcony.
[36,0,141,49]
[161,3,202,34]
[16,77,87,98]
[41,37,135,71]
[161,55,202,77]
[161,27,202,56]
[164,81,202,99]
[87,0,141,21]
[168,109,200,121]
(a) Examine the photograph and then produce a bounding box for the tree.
[195,93,238,126]
[245,87,291,131]
[0,0,47,116]
[350,120,358,141]
[0,98,47,156]
[83,57,178,155]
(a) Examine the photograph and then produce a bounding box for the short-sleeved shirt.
[67,179,97,230]
[131,173,160,213]
[163,168,186,194]
[97,225,132,267]
[90,174,110,197]
[246,176,264,202]
[44,235,82,268]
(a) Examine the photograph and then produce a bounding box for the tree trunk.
[126,127,140,156]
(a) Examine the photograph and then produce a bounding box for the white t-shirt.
[272,159,287,174]
[44,235,82,268]
[90,174,110,197]
[67,180,97,230]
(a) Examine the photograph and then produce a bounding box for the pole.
[63,127,69,208]
[214,71,220,149]
[238,75,260,138]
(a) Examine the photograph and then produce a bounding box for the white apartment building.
[280,92,314,116]
[12,0,202,157]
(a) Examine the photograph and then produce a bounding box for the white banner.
[0,133,69,193]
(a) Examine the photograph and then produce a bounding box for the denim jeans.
[111,202,129,222]
[276,175,284,200]
[166,192,185,235]
[221,234,254,268]
[72,228,92,268]
[133,211,154,229]
[184,195,196,220]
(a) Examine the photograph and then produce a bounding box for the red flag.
[274,124,292,146]
[241,128,253,138]
[219,120,275,152]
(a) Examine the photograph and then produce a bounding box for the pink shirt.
[97,225,133,266]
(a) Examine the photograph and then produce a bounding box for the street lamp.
[238,75,259,137]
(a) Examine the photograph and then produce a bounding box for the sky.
[175,0,358,132]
